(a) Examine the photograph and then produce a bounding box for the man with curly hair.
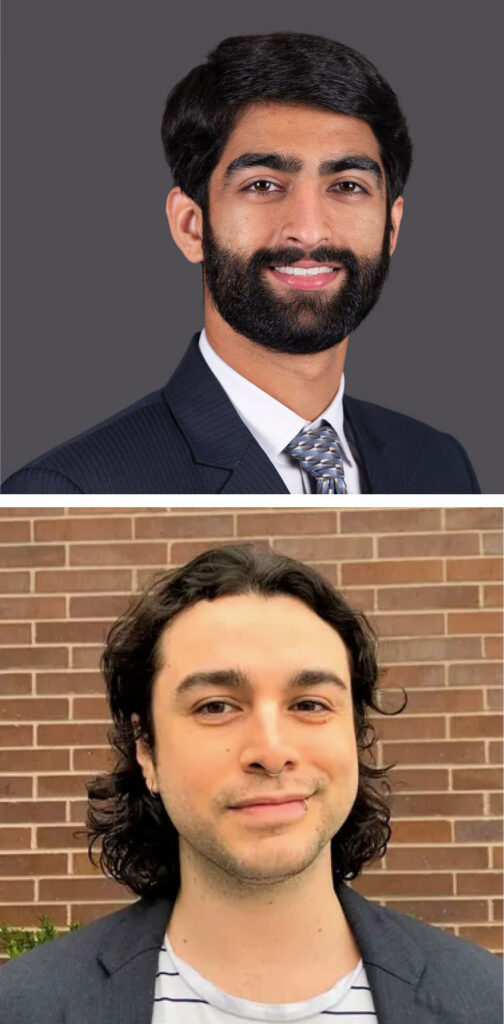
[0,546,500,1022]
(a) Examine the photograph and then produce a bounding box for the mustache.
[247,246,360,274]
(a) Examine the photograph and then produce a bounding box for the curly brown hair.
[78,544,406,899]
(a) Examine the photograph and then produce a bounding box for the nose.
[280,185,332,250]
[240,705,299,776]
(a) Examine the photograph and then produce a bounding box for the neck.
[204,305,348,422]
[167,841,356,975]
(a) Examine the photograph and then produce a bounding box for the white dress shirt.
[199,329,362,494]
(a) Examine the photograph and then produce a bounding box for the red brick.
[390,820,452,842]
[489,793,503,815]
[0,725,32,746]
[236,512,336,536]
[72,697,109,720]
[388,767,449,791]
[72,646,104,668]
[382,740,485,765]
[137,513,234,538]
[38,774,92,797]
[353,872,453,897]
[383,899,486,924]
[483,533,503,555]
[377,585,479,610]
[484,585,503,608]
[379,533,478,558]
[380,636,481,663]
[487,689,503,710]
[392,793,483,816]
[0,596,66,620]
[371,716,445,741]
[445,509,502,530]
[72,747,116,771]
[0,826,32,849]
[447,611,502,634]
[0,647,68,670]
[0,853,67,874]
[171,539,270,564]
[489,741,504,763]
[401,689,482,714]
[0,776,32,798]
[446,558,502,582]
[0,545,65,568]
[35,517,132,541]
[1,509,64,517]
[0,698,68,721]
[39,876,128,900]
[339,588,375,611]
[69,594,131,618]
[273,536,373,560]
[0,801,66,823]
[458,926,503,950]
[450,715,503,739]
[69,543,167,566]
[0,571,30,593]
[0,904,67,927]
[69,902,133,925]
[0,749,69,772]
[0,521,31,542]
[448,663,503,687]
[72,852,103,875]
[386,846,488,870]
[0,624,31,644]
[36,671,104,695]
[36,620,111,644]
[70,800,89,821]
[493,847,503,869]
[342,560,443,585]
[36,826,88,849]
[35,569,132,592]
[455,820,504,842]
[484,638,503,659]
[340,509,441,533]
[0,674,31,696]
[37,722,110,746]
[0,881,34,902]
[452,770,504,790]
[368,612,444,637]
[380,665,445,688]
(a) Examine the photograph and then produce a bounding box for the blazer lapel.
[337,882,449,1024]
[163,335,289,493]
[75,896,174,1024]
[343,396,434,494]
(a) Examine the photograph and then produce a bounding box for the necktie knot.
[286,422,348,494]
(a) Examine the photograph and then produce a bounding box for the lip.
[268,267,341,291]
[230,794,310,808]
[230,799,309,821]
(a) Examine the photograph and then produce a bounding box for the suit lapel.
[337,883,447,1024]
[343,396,434,494]
[163,335,289,493]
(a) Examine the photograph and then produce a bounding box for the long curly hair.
[78,544,406,899]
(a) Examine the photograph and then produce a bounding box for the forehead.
[213,101,383,173]
[156,593,351,679]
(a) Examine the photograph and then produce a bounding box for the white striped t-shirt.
[151,933,378,1023]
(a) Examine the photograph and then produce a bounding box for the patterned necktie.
[285,422,348,494]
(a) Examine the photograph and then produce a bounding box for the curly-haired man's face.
[135,593,359,890]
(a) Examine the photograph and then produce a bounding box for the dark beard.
[202,214,392,355]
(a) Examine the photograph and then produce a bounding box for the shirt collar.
[198,328,355,468]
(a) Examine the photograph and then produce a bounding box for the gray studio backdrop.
[2,0,502,490]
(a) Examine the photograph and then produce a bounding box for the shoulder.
[344,394,480,492]
[1,386,179,493]
[0,903,133,1023]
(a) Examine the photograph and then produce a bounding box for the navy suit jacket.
[1,334,480,494]
[0,881,501,1024]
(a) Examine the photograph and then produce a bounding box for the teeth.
[273,266,335,277]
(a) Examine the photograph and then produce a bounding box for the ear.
[388,195,404,256]
[165,186,204,263]
[131,714,158,794]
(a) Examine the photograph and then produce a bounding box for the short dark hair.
[81,544,405,900]
[161,32,413,214]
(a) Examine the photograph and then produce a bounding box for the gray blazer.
[0,881,501,1023]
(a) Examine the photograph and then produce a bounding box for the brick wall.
[0,506,502,962]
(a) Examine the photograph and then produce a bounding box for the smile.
[268,266,341,290]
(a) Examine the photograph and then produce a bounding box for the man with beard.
[2,32,480,493]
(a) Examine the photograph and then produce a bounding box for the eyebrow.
[172,668,348,701]
[223,152,383,190]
